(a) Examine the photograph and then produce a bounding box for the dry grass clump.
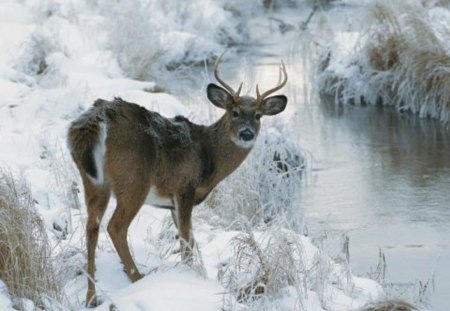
[360,299,418,311]
[317,0,450,123]
[218,225,308,309]
[0,172,62,309]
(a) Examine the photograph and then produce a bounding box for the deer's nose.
[239,129,254,141]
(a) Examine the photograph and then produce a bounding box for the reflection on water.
[299,98,450,310]
[311,100,450,226]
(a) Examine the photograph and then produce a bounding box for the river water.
[296,100,450,310]
[173,5,450,310]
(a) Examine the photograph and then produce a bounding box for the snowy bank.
[317,0,450,124]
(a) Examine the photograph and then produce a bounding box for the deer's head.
[207,54,288,149]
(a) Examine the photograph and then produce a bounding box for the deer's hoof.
[130,271,144,282]
[86,292,102,308]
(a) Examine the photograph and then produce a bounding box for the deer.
[67,54,288,306]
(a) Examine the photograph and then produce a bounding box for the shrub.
[102,0,249,81]
[317,0,450,123]
[204,124,306,230]
[218,225,309,310]
[0,172,62,309]
[218,224,364,311]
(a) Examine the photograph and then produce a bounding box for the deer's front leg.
[174,190,195,262]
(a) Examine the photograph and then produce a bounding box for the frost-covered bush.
[219,227,308,308]
[0,172,63,309]
[317,0,450,123]
[15,0,104,88]
[204,122,306,229]
[218,223,383,311]
[38,138,81,240]
[18,28,60,77]
[101,0,250,81]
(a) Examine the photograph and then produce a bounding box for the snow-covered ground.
[0,0,402,310]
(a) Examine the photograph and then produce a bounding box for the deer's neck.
[204,115,251,187]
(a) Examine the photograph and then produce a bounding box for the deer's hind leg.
[107,183,148,282]
[82,176,111,307]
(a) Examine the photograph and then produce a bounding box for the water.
[297,102,450,310]
[172,6,450,310]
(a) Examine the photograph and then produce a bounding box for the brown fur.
[69,78,287,306]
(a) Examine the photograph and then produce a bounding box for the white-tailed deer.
[68,55,288,306]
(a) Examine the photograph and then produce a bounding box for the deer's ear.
[207,84,233,109]
[262,95,287,116]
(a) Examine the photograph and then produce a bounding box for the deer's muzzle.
[239,128,255,142]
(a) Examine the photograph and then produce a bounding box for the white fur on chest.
[145,187,173,207]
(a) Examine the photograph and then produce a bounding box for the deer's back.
[106,99,203,190]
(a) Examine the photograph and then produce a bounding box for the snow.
[0,280,14,311]
[0,0,389,310]
[96,270,223,311]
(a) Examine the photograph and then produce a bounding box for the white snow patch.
[95,270,223,311]
[0,280,14,311]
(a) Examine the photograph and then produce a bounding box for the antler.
[214,52,243,101]
[256,60,288,104]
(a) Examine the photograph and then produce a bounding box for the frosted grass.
[317,0,450,124]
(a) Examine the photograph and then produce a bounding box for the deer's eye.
[255,113,262,121]
[232,110,239,118]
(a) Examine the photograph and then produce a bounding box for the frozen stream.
[171,5,450,311]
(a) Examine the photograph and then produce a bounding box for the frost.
[317,0,450,123]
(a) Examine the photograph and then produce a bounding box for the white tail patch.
[90,122,107,185]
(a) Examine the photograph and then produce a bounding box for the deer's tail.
[68,99,108,184]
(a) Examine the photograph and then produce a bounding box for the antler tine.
[236,82,243,97]
[214,52,243,100]
[256,60,288,102]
